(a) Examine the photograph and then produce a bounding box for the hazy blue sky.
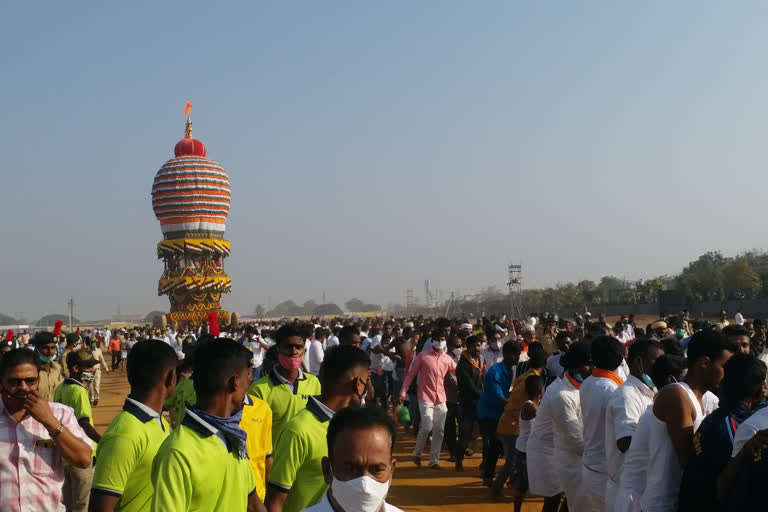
[3,2,768,321]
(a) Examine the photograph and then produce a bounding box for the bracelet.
[48,422,64,439]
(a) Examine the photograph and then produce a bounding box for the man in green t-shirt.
[249,324,321,447]
[90,340,178,512]
[54,349,101,511]
[265,345,371,512]
[151,338,267,512]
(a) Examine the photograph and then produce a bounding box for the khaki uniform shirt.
[39,361,63,402]
[60,348,72,378]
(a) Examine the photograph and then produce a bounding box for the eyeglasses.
[6,377,38,388]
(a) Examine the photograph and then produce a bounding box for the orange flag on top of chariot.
[184,101,192,115]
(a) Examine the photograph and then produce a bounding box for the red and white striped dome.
[151,120,231,238]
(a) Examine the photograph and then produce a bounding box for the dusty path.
[93,370,543,511]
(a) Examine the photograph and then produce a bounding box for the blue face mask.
[573,372,585,383]
[640,373,657,390]
[39,352,56,363]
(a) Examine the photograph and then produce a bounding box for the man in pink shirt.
[399,329,457,469]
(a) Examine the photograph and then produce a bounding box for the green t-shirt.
[267,396,333,512]
[54,378,97,454]
[151,409,256,511]
[163,375,197,429]
[248,367,321,448]
[92,398,170,512]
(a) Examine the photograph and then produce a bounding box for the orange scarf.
[592,368,624,387]
[462,351,485,373]
[566,371,582,389]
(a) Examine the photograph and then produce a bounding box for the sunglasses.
[6,377,38,388]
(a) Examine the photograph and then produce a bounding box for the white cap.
[460,323,473,331]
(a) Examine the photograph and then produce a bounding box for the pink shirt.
[0,399,93,511]
[400,348,457,405]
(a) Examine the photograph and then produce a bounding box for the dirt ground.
[93,369,544,511]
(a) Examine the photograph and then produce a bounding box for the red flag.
[76,327,80,335]
[4,330,12,342]
[53,320,63,337]
[184,101,192,115]
[208,312,220,337]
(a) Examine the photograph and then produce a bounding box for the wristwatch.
[48,422,64,439]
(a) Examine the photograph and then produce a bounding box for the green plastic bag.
[397,405,411,427]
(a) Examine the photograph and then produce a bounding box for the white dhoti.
[614,486,642,512]
[554,452,591,512]
[582,465,607,512]
[526,444,560,497]
[605,477,618,512]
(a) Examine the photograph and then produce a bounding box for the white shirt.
[481,344,504,368]
[580,373,621,471]
[551,376,584,458]
[732,403,768,455]
[735,312,745,325]
[308,339,325,376]
[616,409,654,511]
[370,335,395,372]
[301,492,403,512]
[758,348,768,367]
[605,375,655,481]
[303,339,311,371]
[241,337,264,368]
[327,336,339,349]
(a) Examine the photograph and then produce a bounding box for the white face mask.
[452,347,463,357]
[331,473,390,512]
[433,340,447,351]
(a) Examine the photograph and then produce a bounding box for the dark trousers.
[444,402,458,456]
[479,417,502,479]
[455,404,477,462]
[372,371,394,407]
[111,350,121,370]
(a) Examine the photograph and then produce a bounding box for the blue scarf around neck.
[189,405,248,459]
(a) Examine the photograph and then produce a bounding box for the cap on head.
[67,350,99,370]
[33,331,57,348]
[65,333,81,347]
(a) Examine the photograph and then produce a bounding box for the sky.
[3,1,768,321]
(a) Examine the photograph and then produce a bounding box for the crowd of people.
[2,309,768,511]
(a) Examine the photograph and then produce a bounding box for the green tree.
[677,251,727,301]
[722,258,762,298]
[253,305,266,317]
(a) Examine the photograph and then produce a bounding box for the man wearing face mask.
[249,324,322,448]
[397,329,457,469]
[442,335,463,464]
[266,346,371,512]
[61,334,82,378]
[151,338,266,512]
[604,338,664,509]
[55,350,103,511]
[33,331,63,402]
[302,406,403,512]
[482,331,504,368]
[551,342,593,512]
